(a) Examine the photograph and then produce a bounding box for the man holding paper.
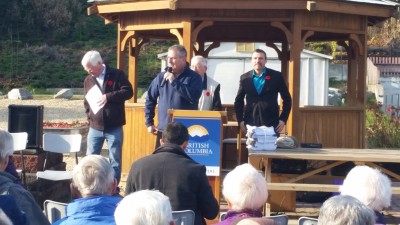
[82,50,133,194]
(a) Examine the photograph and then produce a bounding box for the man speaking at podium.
[145,45,202,148]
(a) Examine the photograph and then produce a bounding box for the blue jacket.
[145,66,202,131]
[52,195,121,225]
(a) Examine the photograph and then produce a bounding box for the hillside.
[0,0,400,93]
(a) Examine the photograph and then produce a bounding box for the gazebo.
[86,0,398,181]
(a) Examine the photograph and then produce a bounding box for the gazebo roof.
[87,0,398,44]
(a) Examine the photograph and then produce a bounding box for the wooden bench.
[267,183,400,194]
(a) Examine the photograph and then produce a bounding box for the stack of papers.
[246,125,277,151]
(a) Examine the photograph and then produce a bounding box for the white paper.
[85,85,103,115]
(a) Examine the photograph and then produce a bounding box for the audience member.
[190,55,222,111]
[5,156,23,187]
[53,155,122,225]
[213,163,268,225]
[0,129,50,225]
[145,44,202,148]
[125,122,219,225]
[318,195,375,225]
[114,190,173,225]
[0,195,28,225]
[339,165,392,224]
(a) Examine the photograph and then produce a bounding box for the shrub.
[365,102,400,148]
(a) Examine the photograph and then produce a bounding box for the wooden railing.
[298,106,365,148]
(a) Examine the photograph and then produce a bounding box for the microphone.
[160,67,173,87]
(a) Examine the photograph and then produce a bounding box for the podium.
[169,109,227,221]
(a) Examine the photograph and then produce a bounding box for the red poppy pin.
[205,91,211,96]
[265,76,271,80]
[107,81,113,86]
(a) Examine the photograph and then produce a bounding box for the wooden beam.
[305,0,395,18]
[271,21,293,44]
[120,31,135,52]
[191,20,214,45]
[268,183,400,194]
[170,28,183,45]
[204,42,220,58]
[123,23,183,31]
[349,34,364,56]
[266,42,282,61]
[182,20,193,60]
[300,30,314,49]
[177,1,308,10]
[91,0,177,14]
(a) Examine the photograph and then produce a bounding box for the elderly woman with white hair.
[213,163,273,225]
[339,165,392,224]
[114,190,174,225]
[53,155,122,225]
[318,195,375,225]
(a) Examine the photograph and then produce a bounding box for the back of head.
[339,165,391,211]
[114,190,173,225]
[0,129,13,161]
[81,50,103,68]
[162,122,189,145]
[72,155,115,197]
[222,163,268,211]
[318,195,375,225]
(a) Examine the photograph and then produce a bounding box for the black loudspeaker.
[8,105,44,149]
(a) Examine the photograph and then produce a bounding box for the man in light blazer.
[190,55,222,111]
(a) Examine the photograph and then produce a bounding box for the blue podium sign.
[174,117,221,176]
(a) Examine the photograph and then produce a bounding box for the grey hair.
[81,50,103,68]
[318,195,375,225]
[72,155,115,196]
[0,129,13,161]
[339,165,391,211]
[191,55,207,67]
[114,190,173,225]
[168,44,187,58]
[222,163,268,210]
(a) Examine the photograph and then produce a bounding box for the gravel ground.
[0,98,86,130]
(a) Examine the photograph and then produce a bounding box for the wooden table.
[248,148,400,214]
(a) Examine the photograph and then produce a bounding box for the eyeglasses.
[167,56,184,61]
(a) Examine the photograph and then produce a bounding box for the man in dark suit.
[234,49,292,135]
[124,122,219,225]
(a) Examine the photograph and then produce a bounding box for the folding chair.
[10,132,28,185]
[36,133,82,181]
[172,210,195,225]
[43,199,67,223]
[266,214,289,225]
[220,212,227,221]
[298,216,318,225]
